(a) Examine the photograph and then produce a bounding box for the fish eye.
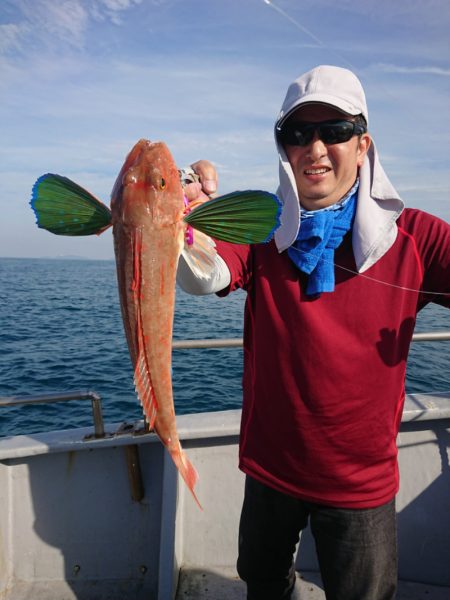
[160,178,166,190]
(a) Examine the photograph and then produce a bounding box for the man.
[180,65,450,600]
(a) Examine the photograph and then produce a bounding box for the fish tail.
[170,445,202,510]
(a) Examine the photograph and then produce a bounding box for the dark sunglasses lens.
[280,120,362,146]
[280,124,314,146]
[320,121,355,144]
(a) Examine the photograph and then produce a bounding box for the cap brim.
[276,97,362,129]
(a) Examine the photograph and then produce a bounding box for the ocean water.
[0,257,448,438]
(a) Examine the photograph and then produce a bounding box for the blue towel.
[288,187,358,297]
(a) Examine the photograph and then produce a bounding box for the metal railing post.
[89,392,105,438]
[0,391,105,439]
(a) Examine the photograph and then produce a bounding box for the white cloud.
[1,0,143,56]
[374,63,450,77]
[91,0,143,25]
[0,23,28,53]
[279,0,450,29]
[99,0,141,9]
[0,1,87,52]
[14,0,89,49]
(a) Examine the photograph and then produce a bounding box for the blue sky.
[1,0,449,259]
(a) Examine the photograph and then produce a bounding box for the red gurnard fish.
[111,139,203,506]
[30,139,281,508]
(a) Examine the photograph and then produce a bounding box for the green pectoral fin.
[30,174,112,236]
[183,190,282,244]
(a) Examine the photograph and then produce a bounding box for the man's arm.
[177,160,231,295]
[177,252,231,295]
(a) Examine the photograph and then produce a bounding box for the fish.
[111,139,205,506]
[30,138,282,507]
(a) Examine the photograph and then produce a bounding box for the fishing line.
[333,262,449,296]
[291,245,450,296]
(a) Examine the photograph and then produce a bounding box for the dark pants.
[237,476,397,600]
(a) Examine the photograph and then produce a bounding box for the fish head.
[110,139,185,228]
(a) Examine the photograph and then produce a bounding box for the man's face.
[282,104,371,211]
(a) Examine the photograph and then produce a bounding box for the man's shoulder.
[396,208,450,264]
[397,207,449,232]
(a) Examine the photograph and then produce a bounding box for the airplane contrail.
[262,0,359,72]
[262,0,324,46]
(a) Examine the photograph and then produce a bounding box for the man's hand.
[184,160,218,205]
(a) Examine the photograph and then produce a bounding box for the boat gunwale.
[0,392,449,461]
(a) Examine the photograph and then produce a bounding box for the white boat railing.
[172,331,450,348]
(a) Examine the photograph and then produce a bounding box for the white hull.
[0,392,449,599]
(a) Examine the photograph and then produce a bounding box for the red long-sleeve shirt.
[216,208,450,508]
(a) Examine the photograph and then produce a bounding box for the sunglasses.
[277,119,367,147]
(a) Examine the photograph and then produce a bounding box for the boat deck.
[176,568,450,600]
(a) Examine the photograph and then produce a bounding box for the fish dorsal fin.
[183,190,282,244]
[30,173,112,236]
[181,229,217,279]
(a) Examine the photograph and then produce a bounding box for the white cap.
[276,65,369,129]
